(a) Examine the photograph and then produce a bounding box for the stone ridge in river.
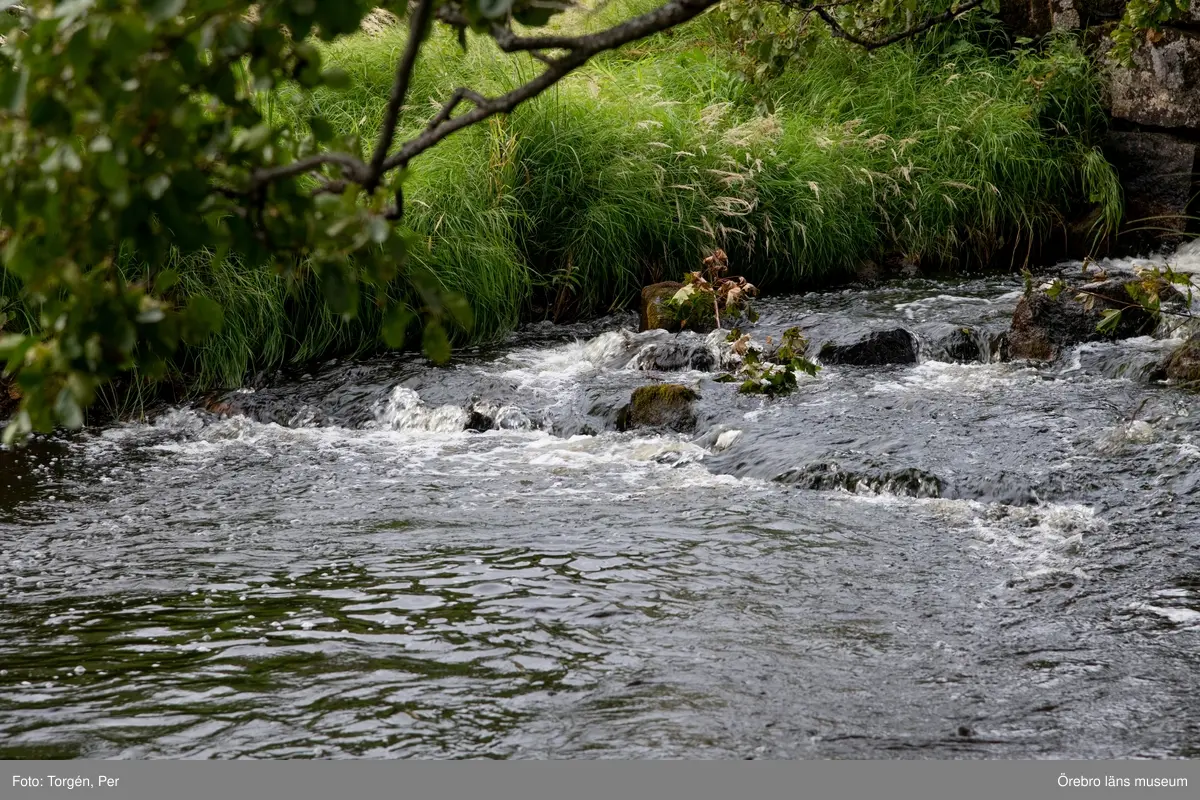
[1007,274,1177,361]
[616,384,699,433]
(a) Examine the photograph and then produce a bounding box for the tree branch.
[813,0,985,51]
[365,0,437,191]
[251,152,368,188]
[425,86,489,131]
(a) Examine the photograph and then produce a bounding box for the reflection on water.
[1,261,1199,759]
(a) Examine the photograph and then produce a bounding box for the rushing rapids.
[1,247,1199,759]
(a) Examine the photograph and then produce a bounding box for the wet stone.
[817,328,918,366]
[639,282,718,334]
[918,323,989,363]
[616,384,699,433]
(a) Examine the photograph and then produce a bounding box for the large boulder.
[817,328,918,366]
[616,384,699,433]
[1007,275,1176,361]
[1162,336,1200,385]
[1102,28,1200,132]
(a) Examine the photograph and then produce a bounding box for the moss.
[616,383,699,432]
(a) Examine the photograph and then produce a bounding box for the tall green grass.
[7,5,1123,404]
[262,17,1116,318]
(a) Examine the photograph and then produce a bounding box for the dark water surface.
[1,253,1199,759]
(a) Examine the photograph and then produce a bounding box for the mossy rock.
[640,282,683,332]
[1164,336,1200,386]
[616,384,699,432]
[639,283,718,334]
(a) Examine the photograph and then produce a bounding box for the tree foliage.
[1111,0,1193,63]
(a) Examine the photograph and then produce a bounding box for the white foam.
[893,293,1002,321]
[841,492,1104,584]
[867,360,1038,396]
[371,387,468,433]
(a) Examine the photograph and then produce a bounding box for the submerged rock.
[817,327,918,366]
[628,339,718,372]
[464,399,533,432]
[1007,274,1178,361]
[464,409,493,432]
[1162,336,1200,385]
[774,462,943,498]
[616,384,699,433]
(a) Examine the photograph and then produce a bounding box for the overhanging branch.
[813,0,986,51]
[364,0,437,191]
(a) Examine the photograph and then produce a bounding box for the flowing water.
[2,249,1200,760]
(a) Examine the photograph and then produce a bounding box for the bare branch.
[251,152,368,188]
[813,0,985,51]
[426,87,489,131]
[365,0,437,191]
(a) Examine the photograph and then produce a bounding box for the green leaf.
[1097,308,1123,334]
[181,295,224,344]
[232,124,272,153]
[309,115,335,143]
[671,284,696,304]
[321,68,351,89]
[0,68,28,113]
[145,174,171,200]
[381,305,415,349]
[54,388,83,430]
[142,0,186,23]
[422,321,451,364]
[154,269,180,295]
[444,292,474,331]
[320,265,358,316]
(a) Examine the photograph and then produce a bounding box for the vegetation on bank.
[1,3,1122,417]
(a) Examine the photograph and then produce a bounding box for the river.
[1,247,1198,759]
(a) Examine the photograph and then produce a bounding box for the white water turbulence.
[1,247,1199,760]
